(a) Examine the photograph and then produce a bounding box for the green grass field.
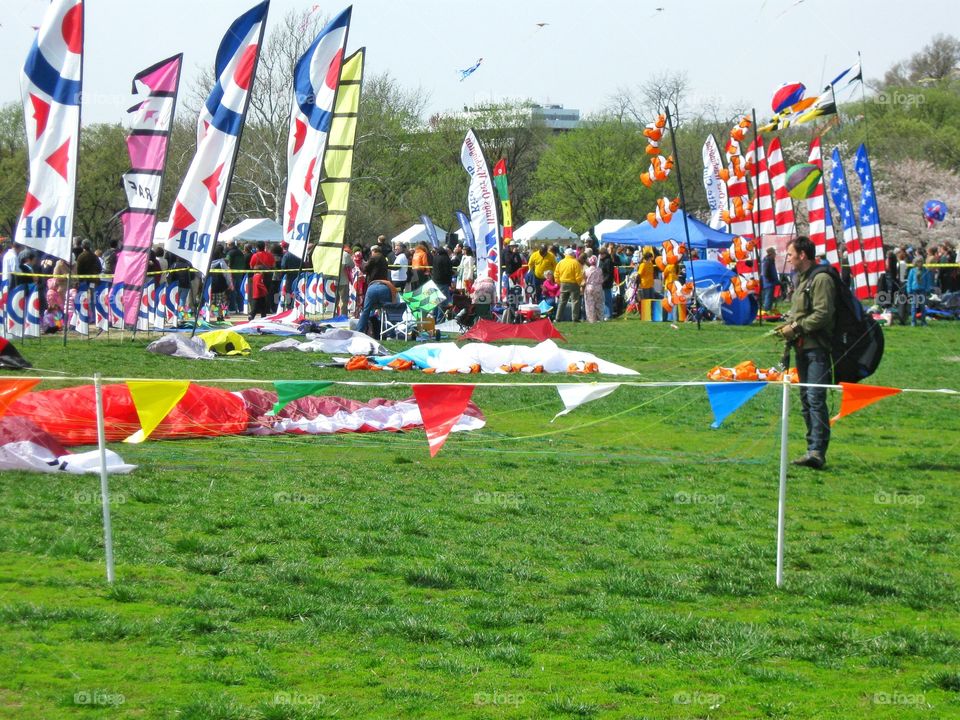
[1,318,959,719]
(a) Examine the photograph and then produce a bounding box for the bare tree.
[883,34,960,86]
[181,9,326,223]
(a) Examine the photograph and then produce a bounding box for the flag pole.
[664,105,700,330]
[751,109,765,325]
[857,51,870,148]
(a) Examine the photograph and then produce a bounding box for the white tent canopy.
[514,220,578,245]
[390,223,446,247]
[219,218,284,244]
[153,218,284,246]
[584,219,637,242]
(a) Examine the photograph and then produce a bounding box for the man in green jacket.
[776,236,836,470]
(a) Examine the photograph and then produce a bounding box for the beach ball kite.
[923,200,947,227]
[772,82,806,114]
[785,163,821,200]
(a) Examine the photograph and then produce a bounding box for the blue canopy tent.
[603,210,736,250]
[687,260,757,326]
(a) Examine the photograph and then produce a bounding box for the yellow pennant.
[124,381,190,444]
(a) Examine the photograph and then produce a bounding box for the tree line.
[0,20,957,254]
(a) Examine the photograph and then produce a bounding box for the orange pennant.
[831,382,901,425]
[0,379,40,419]
[412,384,475,457]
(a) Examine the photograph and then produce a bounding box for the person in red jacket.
[249,264,269,320]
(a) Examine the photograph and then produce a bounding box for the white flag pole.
[94,373,115,583]
[775,378,790,588]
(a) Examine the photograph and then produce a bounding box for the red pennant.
[0,379,40,419]
[45,139,71,180]
[413,384,475,457]
[831,382,901,425]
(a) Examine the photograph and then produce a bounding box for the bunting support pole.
[775,377,790,588]
[664,105,701,330]
[94,373,115,584]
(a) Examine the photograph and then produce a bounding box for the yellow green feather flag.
[311,48,366,277]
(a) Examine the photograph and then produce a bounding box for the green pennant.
[269,381,334,416]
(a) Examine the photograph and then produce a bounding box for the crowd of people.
[348,233,699,332]
[2,232,955,332]
[877,242,959,326]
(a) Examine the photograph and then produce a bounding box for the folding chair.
[379,302,416,341]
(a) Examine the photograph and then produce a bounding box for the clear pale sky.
[0,0,951,126]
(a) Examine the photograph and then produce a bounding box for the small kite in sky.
[459,58,483,82]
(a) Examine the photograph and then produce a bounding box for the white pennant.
[552,384,619,422]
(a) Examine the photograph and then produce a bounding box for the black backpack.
[805,265,884,383]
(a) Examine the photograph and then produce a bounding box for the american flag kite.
[854,144,885,291]
[829,147,871,299]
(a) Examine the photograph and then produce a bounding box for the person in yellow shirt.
[639,252,655,300]
[555,248,585,322]
[662,259,678,291]
[526,244,556,301]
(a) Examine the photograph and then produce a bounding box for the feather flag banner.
[283,7,352,261]
[15,0,84,263]
[746,138,776,237]
[312,47,365,278]
[702,134,728,231]
[492,159,514,242]
[828,147,871,299]
[806,138,841,270]
[164,1,269,275]
[113,54,183,329]
[461,130,501,283]
[854,144,885,290]
[766,137,796,236]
